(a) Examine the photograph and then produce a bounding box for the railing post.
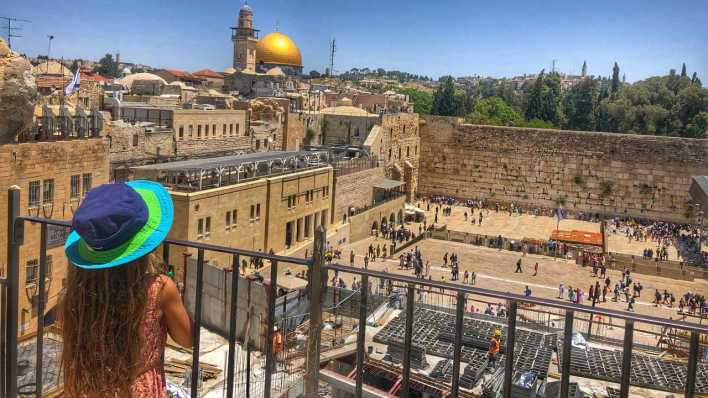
[226,254,240,398]
[401,283,415,398]
[560,310,574,398]
[355,274,368,397]
[190,249,205,398]
[685,331,700,398]
[619,320,634,398]
[35,223,48,397]
[4,187,21,398]
[305,226,326,397]
[502,300,518,398]
[450,291,465,396]
[264,258,278,398]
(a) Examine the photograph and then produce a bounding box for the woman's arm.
[159,275,193,348]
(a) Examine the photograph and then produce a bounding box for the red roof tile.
[36,75,71,89]
[163,69,196,79]
[192,69,224,79]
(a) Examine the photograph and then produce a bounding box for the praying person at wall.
[60,181,192,397]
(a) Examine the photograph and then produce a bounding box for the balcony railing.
[1,185,707,398]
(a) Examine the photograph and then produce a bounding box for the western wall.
[418,116,708,222]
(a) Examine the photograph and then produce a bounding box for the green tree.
[525,70,545,120]
[398,88,433,114]
[563,78,598,130]
[308,70,321,78]
[94,53,118,77]
[611,62,620,94]
[432,76,458,116]
[540,72,563,125]
[466,96,523,126]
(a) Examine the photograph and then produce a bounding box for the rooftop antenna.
[275,19,280,32]
[0,16,31,49]
[329,38,336,77]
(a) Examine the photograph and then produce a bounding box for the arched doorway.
[389,213,395,225]
[398,209,404,225]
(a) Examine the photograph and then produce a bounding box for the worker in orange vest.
[488,329,501,367]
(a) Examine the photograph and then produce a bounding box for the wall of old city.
[380,113,420,200]
[0,138,110,335]
[418,116,708,222]
[331,166,385,225]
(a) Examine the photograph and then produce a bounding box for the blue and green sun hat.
[64,180,174,269]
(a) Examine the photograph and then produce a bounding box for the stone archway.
[371,221,378,234]
[389,213,395,225]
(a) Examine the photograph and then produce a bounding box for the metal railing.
[1,183,707,398]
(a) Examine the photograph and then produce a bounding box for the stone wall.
[380,113,420,200]
[332,166,385,225]
[348,196,406,242]
[0,138,109,335]
[418,116,708,222]
[285,112,307,150]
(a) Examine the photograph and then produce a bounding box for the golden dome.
[256,32,302,67]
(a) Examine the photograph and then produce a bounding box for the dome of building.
[224,67,237,74]
[117,72,167,89]
[256,32,302,67]
[32,60,73,77]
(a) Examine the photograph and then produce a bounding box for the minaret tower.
[231,3,259,72]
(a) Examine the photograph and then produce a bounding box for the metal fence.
[1,184,707,398]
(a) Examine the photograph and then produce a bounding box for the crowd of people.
[610,218,706,266]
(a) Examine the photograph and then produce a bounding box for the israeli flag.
[64,69,81,96]
[555,207,565,223]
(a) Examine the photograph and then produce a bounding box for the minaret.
[231,3,259,72]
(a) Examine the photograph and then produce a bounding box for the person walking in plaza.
[559,282,565,299]
[470,271,476,285]
[364,254,369,269]
[533,262,539,276]
[350,250,355,266]
[60,180,192,397]
[515,258,523,273]
[463,270,469,284]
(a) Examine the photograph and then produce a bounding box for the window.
[197,125,202,138]
[178,126,184,140]
[46,255,53,276]
[323,186,329,198]
[229,124,233,135]
[42,179,54,204]
[189,125,193,138]
[250,205,255,220]
[256,204,261,219]
[255,140,260,150]
[407,146,410,157]
[82,173,92,196]
[212,124,216,136]
[231,210,237,226]
[132,134,139,147]
[415,145,417,155]
[222,124,226,136]
[205,124,209,136]
[70,175,80,199]
[205,217,211,237]
[398,147,401,159]
[197,218,204,239]
[25,259,38,284]
[29,181,40,207]
[388,148,392,160]
[226,211,231,229]
[236,124,240,135]
[225,210,237,230]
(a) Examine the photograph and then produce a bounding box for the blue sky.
[4,0,707,82]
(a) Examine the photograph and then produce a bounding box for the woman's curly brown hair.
[60,253,163,397]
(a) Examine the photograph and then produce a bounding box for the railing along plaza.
[1,185,706,398]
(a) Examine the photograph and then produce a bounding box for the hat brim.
[64,180,174,270]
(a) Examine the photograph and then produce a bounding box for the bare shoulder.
[158,275,180,304]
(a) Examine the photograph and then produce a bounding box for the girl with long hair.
[60,180,192,397]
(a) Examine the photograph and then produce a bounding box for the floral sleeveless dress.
[130,276,168,397]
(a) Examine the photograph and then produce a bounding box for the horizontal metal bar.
[16,216,312,266]
[323,263,708,333]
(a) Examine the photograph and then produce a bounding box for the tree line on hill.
[400,63,707,138]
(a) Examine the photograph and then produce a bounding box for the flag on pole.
[555,206,565,224]
[64,69,81,96]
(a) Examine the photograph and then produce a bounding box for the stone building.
[117,104,251,156]
[131,151,333,277]
[192,69,225,90]
[417,116,708,222]
[153,69,201,87]
[364,112,421,200]
[0,138,110,336]
[320,99,380,146]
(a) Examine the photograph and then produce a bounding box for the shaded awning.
[374,179,405,190]
[551,230,603,247]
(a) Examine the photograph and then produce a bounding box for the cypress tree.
[611,62,620,94]
[681,63,687,77]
